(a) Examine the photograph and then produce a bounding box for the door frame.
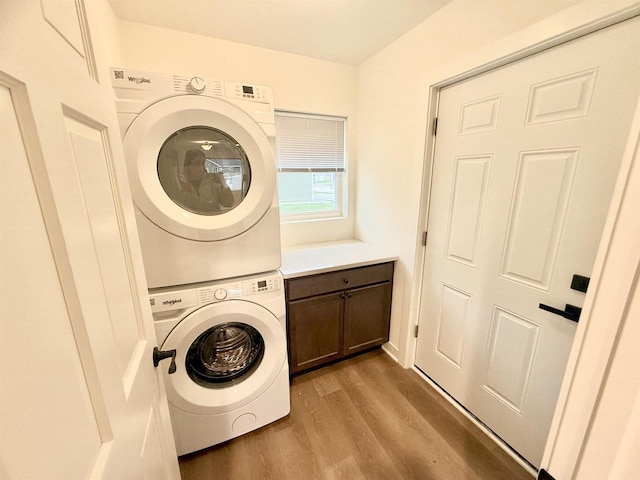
[406,0,640,475]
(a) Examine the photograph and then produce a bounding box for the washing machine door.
[161,299,287,414]
[123,95,276,241]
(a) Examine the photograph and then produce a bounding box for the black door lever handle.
[153,347,177,374]
[538,303,582,322]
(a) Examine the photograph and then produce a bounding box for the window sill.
[280,213,346,224]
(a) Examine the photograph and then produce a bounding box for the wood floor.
[178,349,533,479]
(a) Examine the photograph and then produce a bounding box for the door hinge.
[432,117,438,136]
[422,231,428,246]
[414,325,419,337]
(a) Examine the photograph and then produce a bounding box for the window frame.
[274,110,347,222]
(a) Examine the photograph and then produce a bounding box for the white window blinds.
[275,111,346,172]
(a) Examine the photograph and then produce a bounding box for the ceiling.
[107,0,453,66]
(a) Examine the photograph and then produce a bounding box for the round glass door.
[160,299,286,413]
[122,95,276,241]
[185,322,264,387]
[158,126,251,216]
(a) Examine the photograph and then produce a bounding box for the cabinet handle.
[340,293,345,299]
[347,293,352,298]
[343,278,349,284]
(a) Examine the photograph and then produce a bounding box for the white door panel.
[416,17,640,467]
[1,83,105,480]
[0,1,179,478]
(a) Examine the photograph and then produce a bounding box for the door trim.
[407,1,640,477]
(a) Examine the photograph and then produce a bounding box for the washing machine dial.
[214,288,227,301]
[188,77,206,93]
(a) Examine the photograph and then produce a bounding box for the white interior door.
[0,1,179,478]
[415,17,640,467]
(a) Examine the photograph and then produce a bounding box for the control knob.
[189,77,206,94]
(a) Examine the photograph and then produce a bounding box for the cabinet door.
[344,283,392,356]
[288,292,343,374]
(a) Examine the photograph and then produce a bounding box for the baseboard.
[537,469,556,480]
[381,342,399,362]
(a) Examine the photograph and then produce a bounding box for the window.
[275,111,346,220]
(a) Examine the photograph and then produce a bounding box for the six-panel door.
[414,17,640,467]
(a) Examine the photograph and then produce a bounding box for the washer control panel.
[149,274,281,314]
[197,284,242,304]
[242,277,279,295]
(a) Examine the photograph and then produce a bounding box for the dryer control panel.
[224,82,271,104]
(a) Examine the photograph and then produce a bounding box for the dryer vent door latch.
[153,347,177,374]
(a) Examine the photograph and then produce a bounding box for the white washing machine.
[111,67,281,288]
[150,270,290,456]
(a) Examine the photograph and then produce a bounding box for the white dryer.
[150,271,290,456]
[111,67,281,288]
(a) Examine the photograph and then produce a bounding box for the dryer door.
[160,300,287,415]
[123,95,276,241]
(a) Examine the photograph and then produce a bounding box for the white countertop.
[280,239,398,279]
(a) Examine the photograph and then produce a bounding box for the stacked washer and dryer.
[111,68,289,456]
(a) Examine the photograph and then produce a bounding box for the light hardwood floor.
[178,349,533,479]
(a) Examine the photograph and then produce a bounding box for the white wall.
[116,21,358,246]
[355,0,583,360]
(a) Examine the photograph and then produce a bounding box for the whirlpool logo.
[128,76,151,84]
[113,70,151,85]
[162,298,182,306]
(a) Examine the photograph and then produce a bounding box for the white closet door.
[415,17,640,467]
[0,1,179,478]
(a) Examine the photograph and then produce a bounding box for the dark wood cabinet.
[285,262,394,375]
[343,282,392,356]
[287,292,343,373]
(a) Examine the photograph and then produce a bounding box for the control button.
[214,288,227,301]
